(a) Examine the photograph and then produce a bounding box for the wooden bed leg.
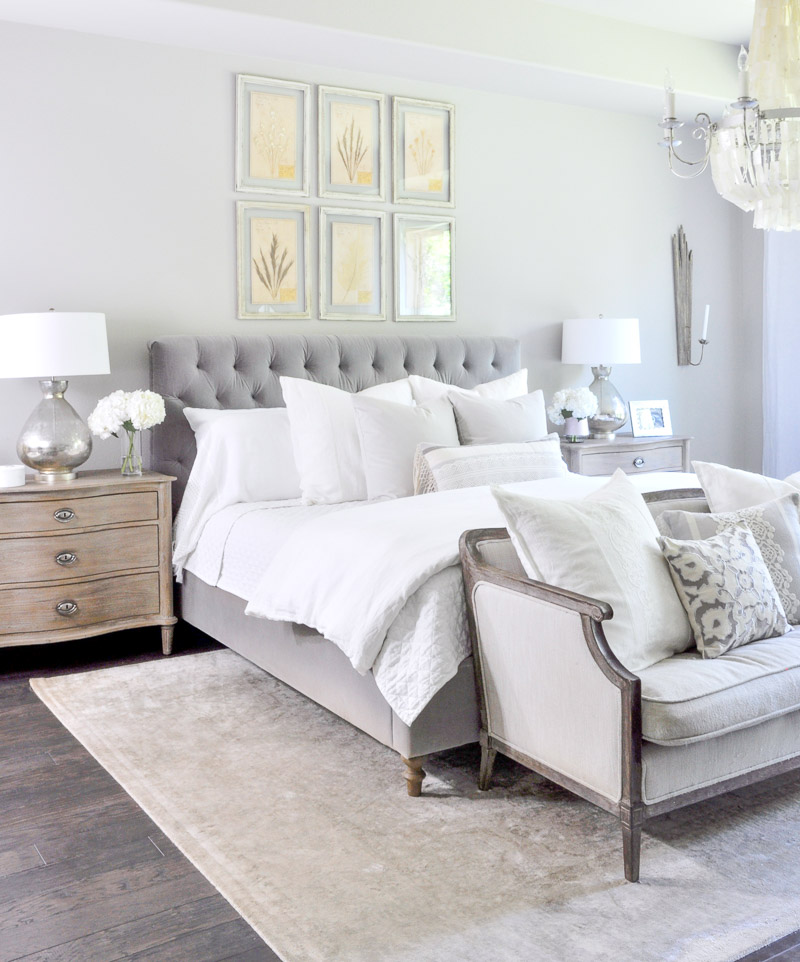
[478,733,497,791]
[401,755,427,797]
[161,625,174,656]
[621,804,643,882]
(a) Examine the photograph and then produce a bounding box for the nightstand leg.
[161,625,174,656]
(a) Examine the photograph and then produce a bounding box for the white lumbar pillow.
[450,390,548,445]
[408,369,528,404]
[352,395,459,500]
[281,376,413,504]
[692,460,800,513]
[492,469,692,672]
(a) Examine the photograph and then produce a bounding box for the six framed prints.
[235,73,455,322]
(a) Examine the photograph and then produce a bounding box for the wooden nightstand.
[560,435,692,477]
[0,470,176,655]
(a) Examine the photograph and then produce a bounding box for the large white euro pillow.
[408,369,528,404]
[281,376,413,504]
[692,460,800,513]
[351,395,459,500]
[492,469,692,672]
[450,391,548,445]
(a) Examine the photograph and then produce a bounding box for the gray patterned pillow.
[659,524,790,658]
[657,492,800,623]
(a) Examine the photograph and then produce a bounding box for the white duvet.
[244,472,699,725]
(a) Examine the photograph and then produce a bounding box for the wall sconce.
[672,225,710,367]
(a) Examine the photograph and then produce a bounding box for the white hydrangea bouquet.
[547,386,598,441]
[88,389,166,476]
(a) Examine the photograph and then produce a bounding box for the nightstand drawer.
[0,525,159,585]
[577,444,685,476]
[0,572,161,635]
[0,491,158,535]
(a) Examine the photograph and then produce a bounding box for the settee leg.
[478,737,497,791]
[621,805,642,882]
[402,755,427,797]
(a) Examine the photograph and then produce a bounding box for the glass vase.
[120,429,143,476]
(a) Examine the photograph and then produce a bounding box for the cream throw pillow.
[450,391,548,445]
[693,460,800,513]
[492,470,692,672]
[408,370,528,404]
[660,524,790,658]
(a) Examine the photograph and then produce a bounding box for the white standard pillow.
[414,436,567,494]
[173,407,301,577]
[351,395,459,500]
[450,390,548,445]
[492,469,692,672]
[281,376,413,504]
[693,460,800,513]
[408,369,528,404]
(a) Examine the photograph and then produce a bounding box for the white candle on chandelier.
[664,68,676,118]
[738,46,750,100]
[702,304,710,341]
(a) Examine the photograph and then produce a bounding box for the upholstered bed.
[150,333,522,794]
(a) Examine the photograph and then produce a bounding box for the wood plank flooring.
[1,626,800,961]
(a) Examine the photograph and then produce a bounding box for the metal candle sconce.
[672,225,710,366]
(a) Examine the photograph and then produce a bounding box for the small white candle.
[702,304,710,341]
[664,68,676,118]
[0,464,26,487]
[738,45,750,100]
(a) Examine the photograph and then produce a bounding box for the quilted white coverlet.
[245,472,699,724]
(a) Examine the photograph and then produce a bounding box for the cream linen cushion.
[450,391,548,445]
[408,369,528,404]
[693,460,800,512]
[492,470,692,672]
[413,436,567,494]
[351,395,459,500]
[657,492,800,623]
[659,525,790,658]
[280,376,413,504]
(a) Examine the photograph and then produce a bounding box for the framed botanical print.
[235,74,310,195]
[392,97,454,207]
[394,214,455,322]
[237,201,310,319]
[319,208,385,320]
[318,86,384,200]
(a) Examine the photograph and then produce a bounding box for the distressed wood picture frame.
[319,208,386,321]
[237,201,311,319]
[394,213,455,322]
[319,86,385,201]
[392,97,454,207]
[235,74,310,196]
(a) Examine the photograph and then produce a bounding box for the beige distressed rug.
[31,649,800,962]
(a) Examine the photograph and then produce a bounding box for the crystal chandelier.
[659,0,800,231]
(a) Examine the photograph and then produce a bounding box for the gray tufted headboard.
[149,334,521,513]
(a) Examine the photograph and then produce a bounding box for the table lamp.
[561,316,641,439]
[0,312,110,482]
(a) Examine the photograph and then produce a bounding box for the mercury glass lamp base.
[586,366,628,440]
[17,379,92,483]
[590,430,618,440]
[34,469,78,483]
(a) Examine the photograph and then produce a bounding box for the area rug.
[31,649,800,962]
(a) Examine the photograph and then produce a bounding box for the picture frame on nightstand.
[629,399,673,437]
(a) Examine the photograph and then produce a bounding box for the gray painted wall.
[0,20,763,472]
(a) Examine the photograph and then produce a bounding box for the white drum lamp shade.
[0,312,110,483]
[561,317,640,440]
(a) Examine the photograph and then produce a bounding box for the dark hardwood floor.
[2,627,800,962]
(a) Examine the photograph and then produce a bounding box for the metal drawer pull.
[55,552,77,566]
[53,508,75,523]
[633,457,645,468]
[55,600,78,616]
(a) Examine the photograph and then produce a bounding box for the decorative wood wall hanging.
[672,225,692,366]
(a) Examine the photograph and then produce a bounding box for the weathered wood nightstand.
[0,470,176,654]
[560,435,692,476]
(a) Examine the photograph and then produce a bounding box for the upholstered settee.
[460,488,800,882]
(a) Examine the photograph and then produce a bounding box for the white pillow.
[693,460,800,512]
[492,470,692,672]
[408,369,528,404]
[281,376,413,504]
[351,395,459,500]
[173,407,301,577]
[414,436,567,494]
[450,391,548,445]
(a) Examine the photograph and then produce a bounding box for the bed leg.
[401,755,427,797]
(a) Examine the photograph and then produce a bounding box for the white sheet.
[244,472,700,724]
